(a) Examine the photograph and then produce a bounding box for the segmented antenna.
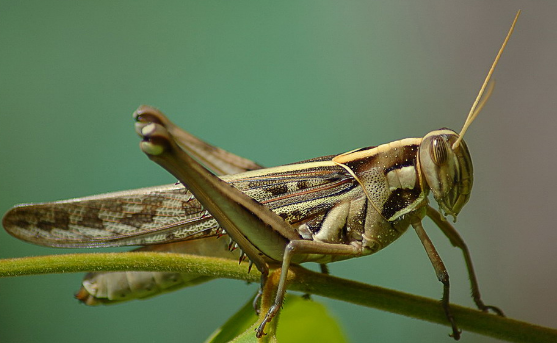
[453,10,521,150]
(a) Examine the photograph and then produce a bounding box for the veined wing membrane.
[3,161,358,248]
[2,184,217,248]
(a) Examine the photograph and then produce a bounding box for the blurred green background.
[1,1,556,342]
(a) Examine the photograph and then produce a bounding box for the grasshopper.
[2,11,520,340]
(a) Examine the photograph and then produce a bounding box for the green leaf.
[277,295,348,343]
[204,294,258,343]
[205,293,348,343]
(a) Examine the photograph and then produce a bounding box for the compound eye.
[430,136,448,165]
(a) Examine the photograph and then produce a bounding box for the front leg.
[426,205,504,316]
[411,219,460,340]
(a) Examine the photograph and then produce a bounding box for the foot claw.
[253,290,262,314]
[449,328,462,340]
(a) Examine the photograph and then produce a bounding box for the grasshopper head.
[419,129,473,221]
[415,10,519,221]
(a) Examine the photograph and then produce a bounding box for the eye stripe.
[431,136,448,165]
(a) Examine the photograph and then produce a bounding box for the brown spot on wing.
[296,180,309,190]
[120,212,156,228]
[76,205,105,230]
[266,184,288,196]
[38,210,70,232]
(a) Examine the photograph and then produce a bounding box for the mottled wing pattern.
[2,184,218,248]
[229,159,360,224]
[3,158,359,248]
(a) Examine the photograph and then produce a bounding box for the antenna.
[453,10,521,150]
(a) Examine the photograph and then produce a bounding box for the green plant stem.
[0,252,259,281]
[0,252,555,343]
